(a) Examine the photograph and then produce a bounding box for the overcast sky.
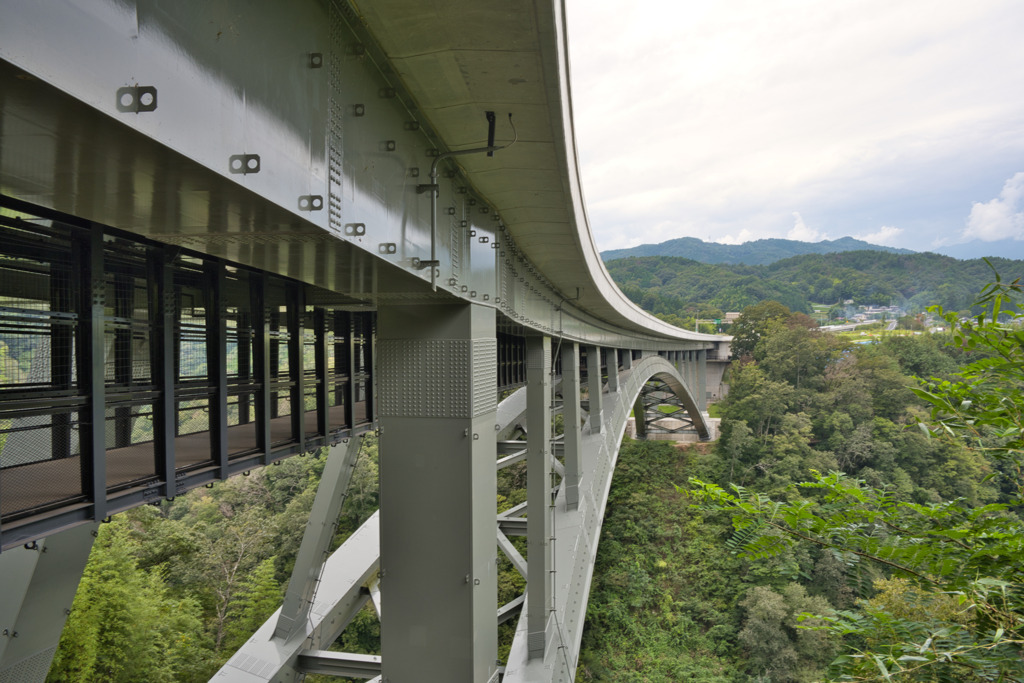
[565,0,1024,254]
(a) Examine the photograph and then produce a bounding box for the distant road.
[820,322,873,332]
[820,320,897,333]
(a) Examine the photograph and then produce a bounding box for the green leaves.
[690,273,1024,681]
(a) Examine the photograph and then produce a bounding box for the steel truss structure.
[634,378,700,439]
[0,204,375,550]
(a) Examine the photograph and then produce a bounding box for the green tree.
[730,301,793,358]
[689,275,1024,681]
[221,557,282,653]
[47,519,209,683]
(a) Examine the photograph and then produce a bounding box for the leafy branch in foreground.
[911,266,1024,495]
[688,272,1024,681]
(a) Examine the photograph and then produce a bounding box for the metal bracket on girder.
[229,154,260,174]
[116,85,157,112]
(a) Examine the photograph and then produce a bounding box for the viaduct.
[0,1,731,681]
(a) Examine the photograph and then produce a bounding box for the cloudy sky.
[565,0,1024,255]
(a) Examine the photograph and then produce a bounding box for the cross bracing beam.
[498,595,527,626]
[295,651,381,678]
[214,512,379,682]
[497,529,529,580]
[638,379,701,436]
[274,436,365,641]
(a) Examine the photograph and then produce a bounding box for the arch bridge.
[0,1,730,681]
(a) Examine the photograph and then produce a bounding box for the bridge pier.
[0,524,98,683]
[604,348,620,393]
[585,345,603,434]
[525,336,553,660]
[560,342,581,510]
[377,303,498,683]
[698,349,708,411]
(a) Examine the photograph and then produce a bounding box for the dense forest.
[606,252,1024,316]
[600,236,912,265]
[579,290,1024,680]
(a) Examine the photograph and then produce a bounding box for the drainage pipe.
[417,113,517,291]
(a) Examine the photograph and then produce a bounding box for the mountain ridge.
[601,236,914,265]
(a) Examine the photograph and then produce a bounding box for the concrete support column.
[0,523,98,683]
[585,345,602,434]
[526,335,552,659]
[686,351,695,393]
[560,342,581,510]
[604,348,619,393]
[633,392,647,440]
[621,348,632,370]
[698,349,708,412]
[378,303,498,683]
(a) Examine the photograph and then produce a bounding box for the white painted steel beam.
[214,512,380,682]
[274,436,364,640]
[497,530,528,580]
[295,651,381,678]
[498,595,526,626]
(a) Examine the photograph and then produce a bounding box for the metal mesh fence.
[0,408,84,517]
[178,298,207,381]
[0,210,380,529]
[105,402,157,488]
[270,308,290,418]
[0,218,86,519]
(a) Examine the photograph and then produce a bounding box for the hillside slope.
[605,252,1024,313]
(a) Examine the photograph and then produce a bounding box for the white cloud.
[715,228,759,245]
[786,213,826,242]
[568,0,1024,252]
[963,172,1024,241]
[855,225,903,246]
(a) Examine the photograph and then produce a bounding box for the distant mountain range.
[605,251,1024,316]
[600,236,915,265]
